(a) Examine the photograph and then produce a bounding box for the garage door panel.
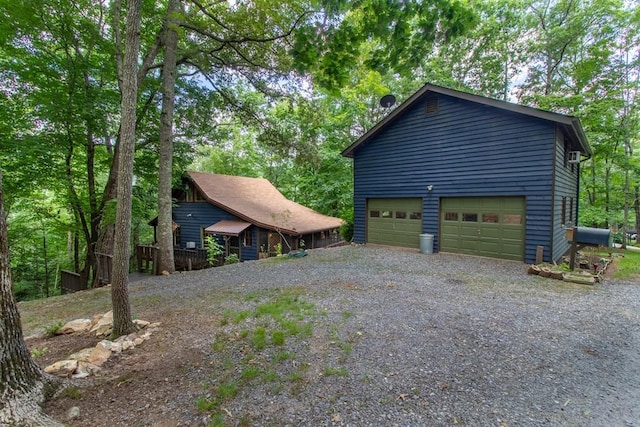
[368,198,423,248]
[441,197,525,261]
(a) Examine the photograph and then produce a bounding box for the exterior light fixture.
[427,185,433,191]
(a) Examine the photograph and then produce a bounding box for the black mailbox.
[575,227,612,247]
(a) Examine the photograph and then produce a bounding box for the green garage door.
[440,197,525,261]
[367,198,423,248]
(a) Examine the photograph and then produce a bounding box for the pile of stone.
[44,311,160,379]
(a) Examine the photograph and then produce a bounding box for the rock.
[134,337,144,346]
[133,319,150,329]
[87,344,112,366]
[44,360,78,377]
[162,270,171,276]
[73,361,101,378]
[98,339,123,353]
[90,310,113,336]
[58,319,92,334]
[68,348,93,362]
[67,406,80,421]
[121,339,135,351]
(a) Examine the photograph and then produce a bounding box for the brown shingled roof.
[187,171,344,235]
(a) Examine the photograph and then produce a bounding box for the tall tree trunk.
[0,169,62,426]
[111,0,142,338]
[156,0,181,274]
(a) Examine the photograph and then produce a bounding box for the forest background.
[0,0,638,302]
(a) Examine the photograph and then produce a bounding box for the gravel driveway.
[132,244,640,426]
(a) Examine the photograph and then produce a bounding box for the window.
[444,212,458,221]
[381,210,392,218]
[561,196,567,225]
[569,197,574,224]
[243,230,253,247]
[482,213,499,223]
[370,210,380,218]
[504,214,522,224]
[409,212,422,220]
[462,213,478,222]
[395,211,407,219]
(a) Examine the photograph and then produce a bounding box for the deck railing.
[135,245,213,274]
[136,245,158,274]
[174,247,211,271]
[60,270,86,294]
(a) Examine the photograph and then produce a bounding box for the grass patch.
[262,370,279,382]
[30,346,48,359]
[241,366,261,380]
[44,321,64,337]
[217,381,239,399]
[63,386,82,399]
[613,250,640,279]
[251,327,267,350]
[271,329,286,346]
[198,290,345,422]
[223,308,251,324]
[211,334,226,352]
[324,366,348,377]
[255,294,314,321]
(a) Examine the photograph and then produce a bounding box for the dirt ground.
[27,314,216,426]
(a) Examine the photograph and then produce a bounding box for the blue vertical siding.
[173,203,258,261]
[352,93,563,264]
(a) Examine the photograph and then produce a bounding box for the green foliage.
[44,321,63,337]
[30,346,48,359]
[224,253,239,265]
[291,0,477,91]
[205,236,224,266]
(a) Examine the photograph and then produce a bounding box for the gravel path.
[129,244,640,426]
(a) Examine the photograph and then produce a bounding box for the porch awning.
[205,220,251,236]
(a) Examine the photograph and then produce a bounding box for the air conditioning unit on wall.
[568,151,581,163]
[186,241,196,249]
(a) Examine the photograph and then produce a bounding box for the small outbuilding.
[341,83,592,263]
[164,171,343,261]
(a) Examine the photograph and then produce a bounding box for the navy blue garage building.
[341,84,592,264]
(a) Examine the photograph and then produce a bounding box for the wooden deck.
[60,246,214,294]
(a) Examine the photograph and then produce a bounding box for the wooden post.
[569,238,578,271]
[136,245,143,272]
[536,246,544,264]
[152,247,159,275]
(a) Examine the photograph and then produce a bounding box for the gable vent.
[425,94,439,115]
